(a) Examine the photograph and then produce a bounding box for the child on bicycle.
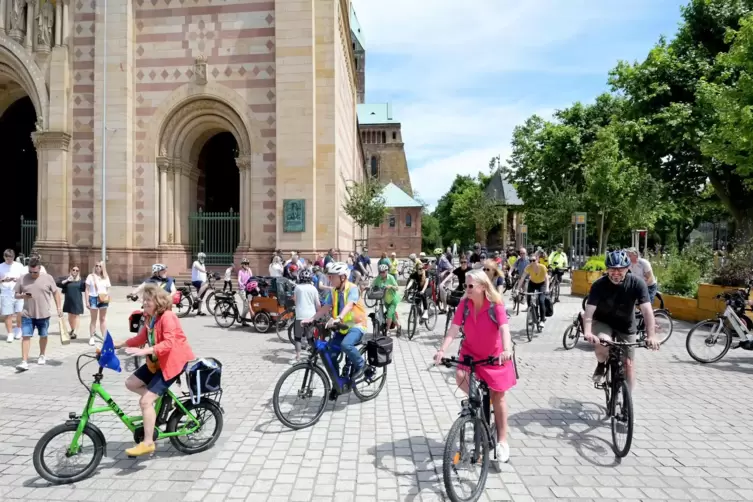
[116,284,195,457]
[372,264,402,335]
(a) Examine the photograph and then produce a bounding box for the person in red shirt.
[116,284,195,457]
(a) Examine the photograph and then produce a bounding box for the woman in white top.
[269,256,284,277]
[85,261,111,345]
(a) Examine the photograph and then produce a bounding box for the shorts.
[0,295,23,316]
[21,317,50,338]
[293,320,313,342]
[592,319,637,359]
[88,296,109,309]
[192,280,204,292]
[385,301,398,322]
[133,364,179,396]
[647,283,658,306]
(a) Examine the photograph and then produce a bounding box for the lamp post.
[100,0,107,261]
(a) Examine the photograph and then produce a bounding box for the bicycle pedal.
[593,382,606,390]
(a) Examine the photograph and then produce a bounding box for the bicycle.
[32,334,224,484]
[407,292,438,340]
[686,289,753,363]
[524,291,543,341]
[579,294,674,345]
[175,273,221,318]
[272,319,389,429]
[593,336,648,458]
[444,289,465,337]
[435,354,518,502]
[549,267,566,304]
[365,287,402,338]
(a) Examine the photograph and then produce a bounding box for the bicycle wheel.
[655,291,665,310]
[273,363,330,429]
[525,308,535,341]
[686,319,732,363]
[553,282,560,304]
[444,311,453,337]
[442,415,490,502]
[175,293,192,318]
[33,422,105,484]
[562,324,579,350]
[610,380,634,458]
[204,291,218,314]
[407,306,418,340]
[213,300,237,329]
[514,295,521,316]
[167,400,224,454]
[653,309,674,345]
[253,312,272,333]
[276,310,295,341]
[353,346,387,401]
[425,300,439,331]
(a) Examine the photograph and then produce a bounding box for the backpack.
[461,298,501,328]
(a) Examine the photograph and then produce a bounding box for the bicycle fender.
[65,420,107,456]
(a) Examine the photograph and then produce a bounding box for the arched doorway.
[0,93,37,255]
[192,132,241,265]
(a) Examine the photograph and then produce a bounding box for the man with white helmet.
[131,264,176,297]
[305,262,368,379]
[191,252,208,316]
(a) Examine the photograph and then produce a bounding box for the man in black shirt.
[584,250,660,391]
[441,257,470,292]
[469,243,482,267]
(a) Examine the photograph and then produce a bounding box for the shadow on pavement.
[669,356,753,375]
[510,397,621,468]
[0,357,63,368]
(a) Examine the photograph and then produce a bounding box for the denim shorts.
[133,364,179,396]
[21,317,50,338]
[88,296,109,309]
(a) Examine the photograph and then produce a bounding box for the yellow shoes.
[125,442,155,457]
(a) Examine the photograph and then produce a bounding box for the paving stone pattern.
[1,284,753,501]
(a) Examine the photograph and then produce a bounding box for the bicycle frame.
[312,339,353,395]
[67,372,201,455]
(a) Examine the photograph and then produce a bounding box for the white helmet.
[419,252,426,258]
[197,252,206,260]
[152,263,167,274]
[409,253,417,260]
[328,262,349,276]
[378,264,389,273]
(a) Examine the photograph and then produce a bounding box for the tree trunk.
[601,227,612,254]
[675,222,693,253]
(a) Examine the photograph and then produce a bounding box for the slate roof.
[381,182,422,208]
[485,170,523,206]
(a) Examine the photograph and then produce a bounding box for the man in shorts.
[626,247,658,305]
[14,257,62,371]
[0,249,25,342]
[290,269,321,364]
[583,250,660,391]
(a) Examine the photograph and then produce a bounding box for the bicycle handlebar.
[599,338,647,349]
[439,355,497,369]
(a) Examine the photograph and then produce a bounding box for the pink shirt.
[452,298,508,358]
[238,269,252,290]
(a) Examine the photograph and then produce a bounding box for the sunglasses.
[466,284,475,290]
[483,268,492,272]
[72,269,79,272]
[460,262,468,265]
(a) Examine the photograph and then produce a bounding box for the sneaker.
[16,360,28,372]
[6,333,13,343]
[495,441,510,463]
[37,355,46,365]
[13,330,21,340]
[351,363,366,381]
[592,362,607,383]
[88,336,97,346]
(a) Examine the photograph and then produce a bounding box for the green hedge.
[582,256,606,272]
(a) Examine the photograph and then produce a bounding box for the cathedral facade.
[0,0,365,281]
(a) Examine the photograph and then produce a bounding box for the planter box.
[571,270,603,296]
[658,286,753,323]
[660,294,699,323]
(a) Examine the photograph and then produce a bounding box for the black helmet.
[605,250,630,269]
[298,269,312,283]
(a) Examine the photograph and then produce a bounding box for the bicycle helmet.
[378,263,389,273]
[299,269,312,282]
[152,263,167,275]
[605,250,631,269]
[433,248,443,256]
[197,252,206,261]
[419,252,426,258]
[328,262,350,276]
[409,253,416,260]
[241,257,250,265]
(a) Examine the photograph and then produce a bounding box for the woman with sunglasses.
[85,261,111,346]
[434,269,516,462]
[60,265,86,340]
[482,259,506,296]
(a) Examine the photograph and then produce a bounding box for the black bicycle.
[444,289,465,337]
[437,355,518,502]
[549,267,566,304]
[366,287,402,338]
[594,337,647,457]
[407,292,438,340]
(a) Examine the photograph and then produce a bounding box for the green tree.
[609,0,753,236]
[342,178,389,239]
[421,212,441,252]
[451,183,507,246]
[433,175,478,246]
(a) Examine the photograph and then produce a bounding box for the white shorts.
[0,295,23,316]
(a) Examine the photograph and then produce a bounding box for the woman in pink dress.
[434,268,516,462]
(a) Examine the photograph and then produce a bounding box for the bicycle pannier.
[185,358,223,404]
[366,336,393,367]
[544,295,554,317]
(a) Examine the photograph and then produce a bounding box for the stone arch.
[0,34,48,127]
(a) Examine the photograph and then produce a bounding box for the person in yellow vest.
[305,262,368,379]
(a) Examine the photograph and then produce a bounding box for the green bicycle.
[33,335,224,484]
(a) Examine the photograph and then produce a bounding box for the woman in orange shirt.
[116,284,195,457]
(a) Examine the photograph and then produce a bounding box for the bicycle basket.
[447,290,464,308]
[367,288,385,300]
[366,336,393,367]
[185,358,222,404]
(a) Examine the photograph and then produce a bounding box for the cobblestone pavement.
[2,284,753,501]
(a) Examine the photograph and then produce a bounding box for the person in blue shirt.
[358,248,372,277]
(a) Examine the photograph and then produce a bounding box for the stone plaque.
[283,199,305,233]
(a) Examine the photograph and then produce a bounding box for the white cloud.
[350,0,664,211]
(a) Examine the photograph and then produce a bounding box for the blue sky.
[352,0,688,209]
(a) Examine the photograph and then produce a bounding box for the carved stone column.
[24,0,34,50]
[173,162,182,245]
[62,0,68,46]
[236,156,251,246]
[166,162,175,244]
[31,130,71,245]
[157,157,169,245]
[54,0,61,46]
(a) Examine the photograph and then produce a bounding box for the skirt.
[458,349,517,393]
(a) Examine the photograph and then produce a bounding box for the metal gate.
[20,215,37,256]
[188,208,240,266]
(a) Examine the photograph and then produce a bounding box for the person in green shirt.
[388,252,399,279]
[378,252,391,270]
[373,263,401,335]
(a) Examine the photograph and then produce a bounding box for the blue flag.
[99,331,122,373]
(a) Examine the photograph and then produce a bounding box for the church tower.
[350,5,366,104]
